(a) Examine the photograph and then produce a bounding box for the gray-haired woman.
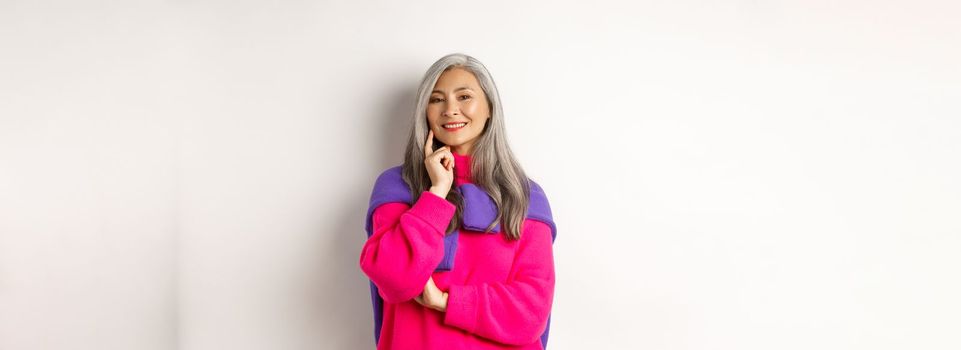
[360,53,557,349]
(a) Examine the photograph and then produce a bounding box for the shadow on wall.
[311,80,415,348]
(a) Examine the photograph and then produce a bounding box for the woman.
[359,53,557,349]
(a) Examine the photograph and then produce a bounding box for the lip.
[442,122,468,132]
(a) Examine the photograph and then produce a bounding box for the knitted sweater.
[359,152,556,349]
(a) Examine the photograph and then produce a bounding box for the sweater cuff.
[443,284,478,332]
[407,191,456,235]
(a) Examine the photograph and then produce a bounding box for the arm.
[359,191,456,303]
[443,220,556,346]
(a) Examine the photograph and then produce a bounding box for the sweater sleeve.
[443,219,556,346]
[359,191,456,303]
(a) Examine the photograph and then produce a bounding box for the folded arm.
[359,191,455,303]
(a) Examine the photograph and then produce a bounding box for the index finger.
[424,129,434,157]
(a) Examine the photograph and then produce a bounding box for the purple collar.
[364,166,556,272]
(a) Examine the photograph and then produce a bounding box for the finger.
[429,146,450,161]
[430,145,448,156]
[424,130,434,158]
[444,153,454,171]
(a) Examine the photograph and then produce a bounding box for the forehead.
[432,68,481,93]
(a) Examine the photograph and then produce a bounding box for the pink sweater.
[359,152,556,349]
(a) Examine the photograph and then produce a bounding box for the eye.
[459,95,471,100]
[429,97,443,103]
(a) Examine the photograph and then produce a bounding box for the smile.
[443,122,467,131]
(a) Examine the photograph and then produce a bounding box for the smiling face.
[426,67,491,156]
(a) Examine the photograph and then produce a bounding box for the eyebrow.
[431,86,473,94]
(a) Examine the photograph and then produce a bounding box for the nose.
[442,100,459,117]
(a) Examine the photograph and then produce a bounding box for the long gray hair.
[401,53,531,241]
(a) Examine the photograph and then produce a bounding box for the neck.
[451,141,475,156]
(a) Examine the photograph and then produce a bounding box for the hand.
[424,129,454,197]
[413,276,448,312]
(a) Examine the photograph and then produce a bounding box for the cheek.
[464,102,490,120]
[425,109,439,125]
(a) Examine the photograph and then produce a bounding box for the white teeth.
[443,123,466,129]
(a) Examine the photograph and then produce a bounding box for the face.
[426,67,491,155]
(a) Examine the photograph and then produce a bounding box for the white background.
[2,1,959,349]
